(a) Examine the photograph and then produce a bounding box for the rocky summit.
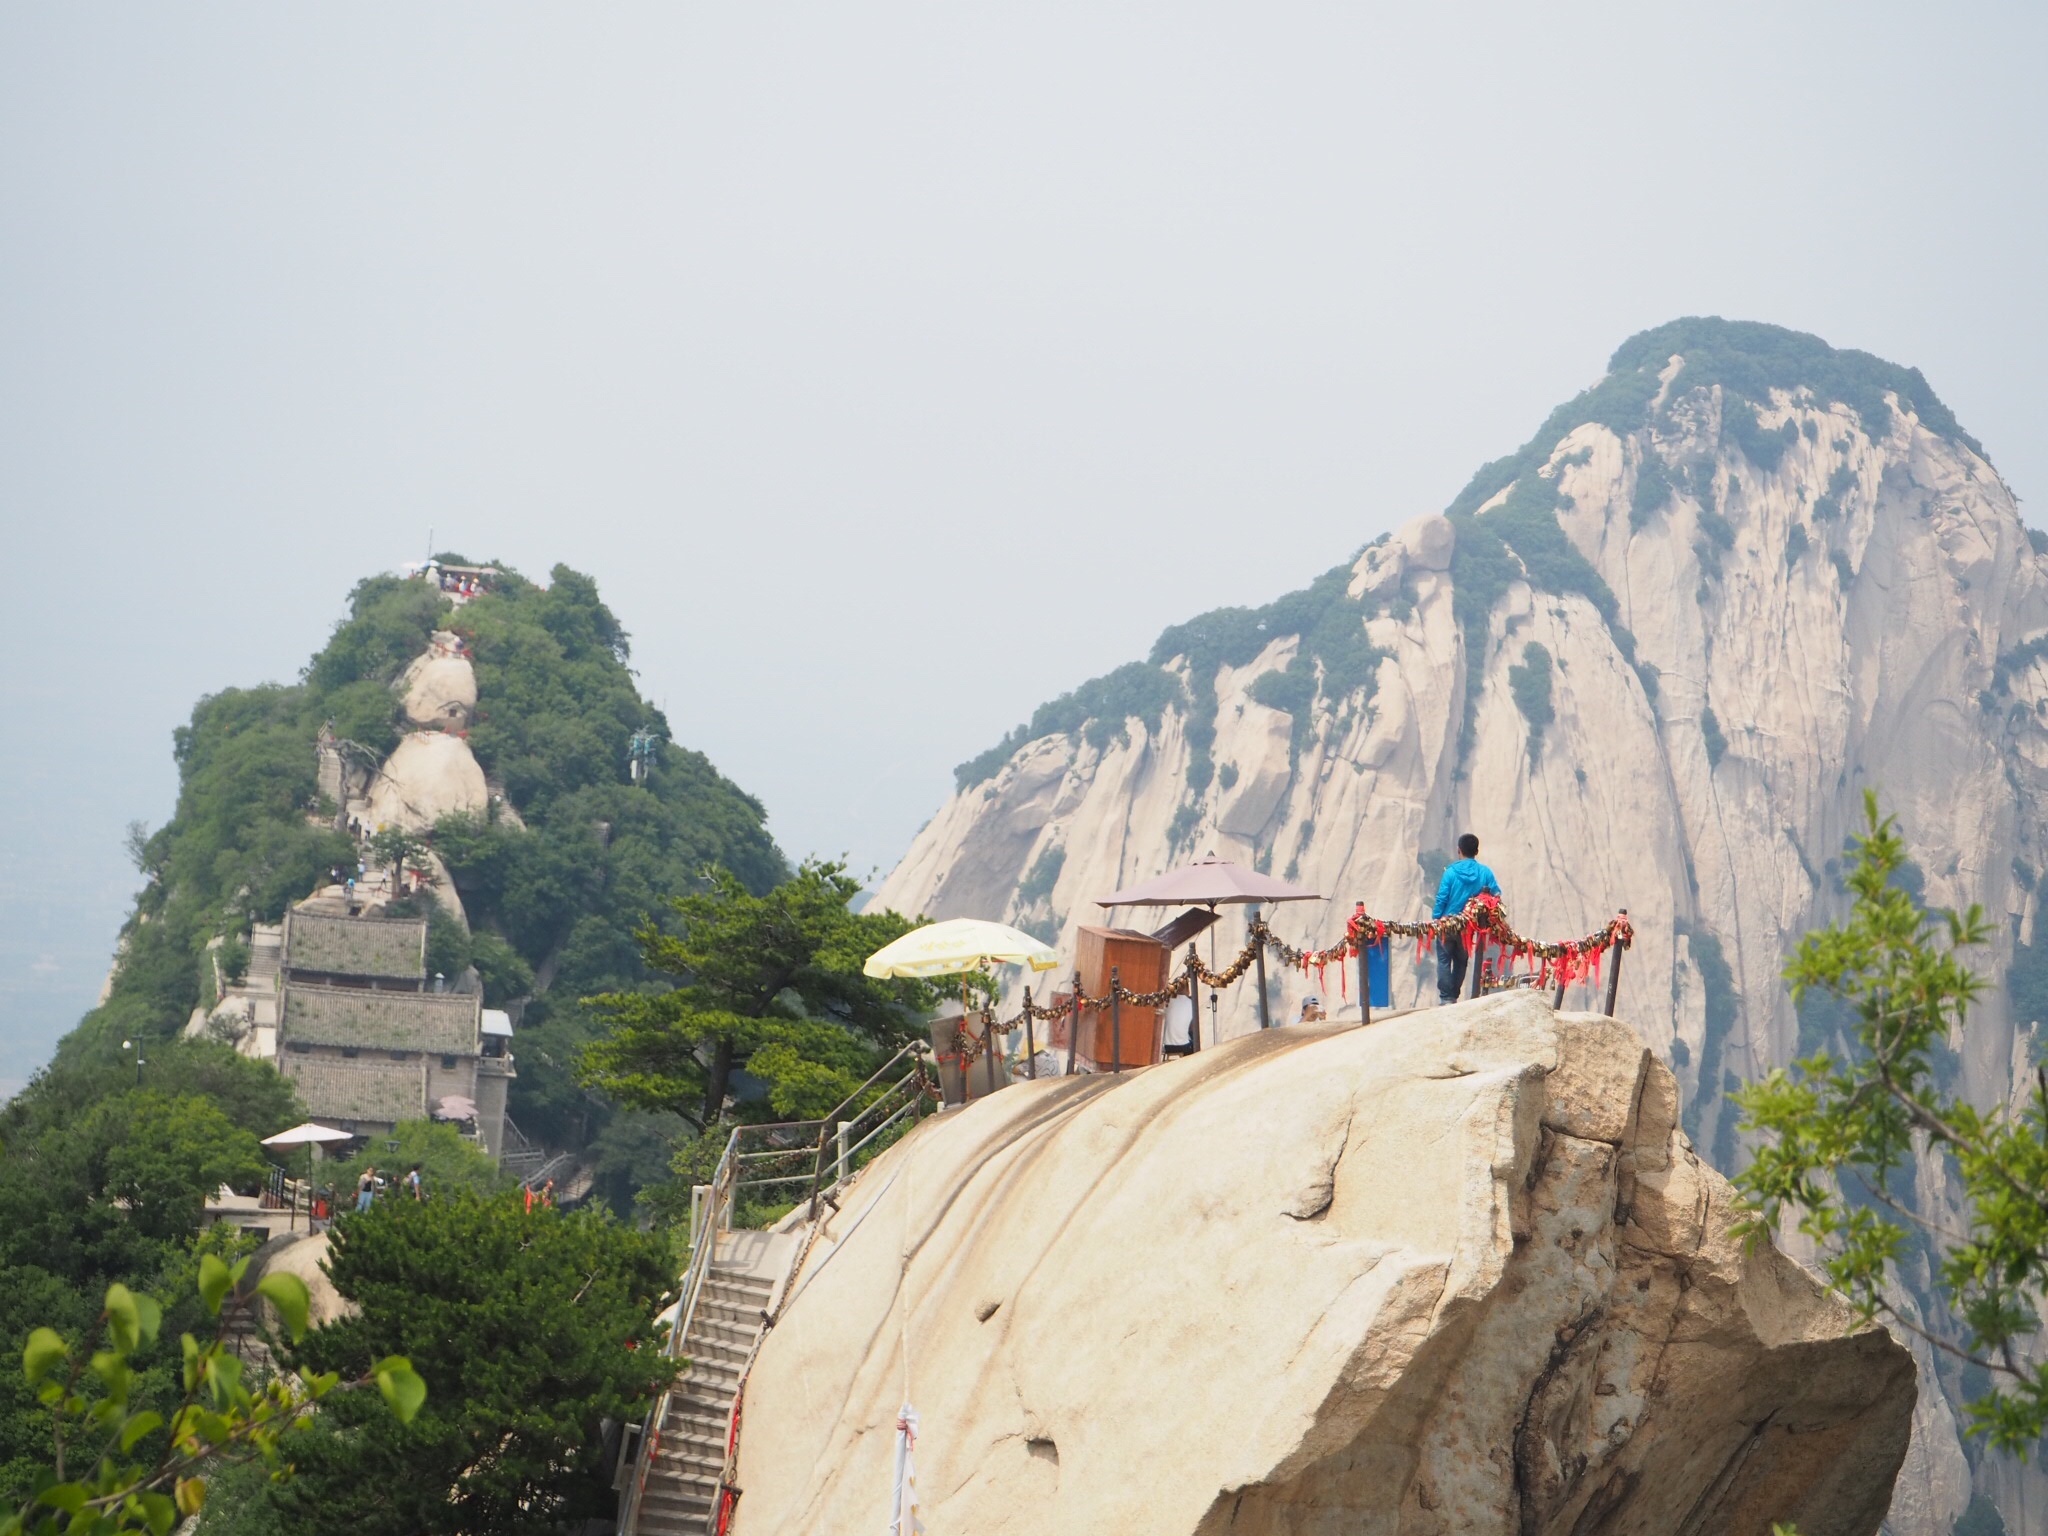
[730,993,1913,1536]
[876,318,2048,1529]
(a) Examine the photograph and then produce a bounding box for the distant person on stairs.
[1433,833,1502,1005]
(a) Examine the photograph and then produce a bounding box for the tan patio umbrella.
[260,1122,355,1231]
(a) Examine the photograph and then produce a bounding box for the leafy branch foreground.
[5,1258,421,1536]
[1736,791,2048,1451]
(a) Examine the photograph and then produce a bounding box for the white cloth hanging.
[889,1403,925,1536]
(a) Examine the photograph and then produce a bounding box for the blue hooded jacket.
[1433,857,1502,921]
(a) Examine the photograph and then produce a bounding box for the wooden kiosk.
[1074,925,1170,1070]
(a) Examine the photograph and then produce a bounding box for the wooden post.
[1066,970,1081,1077]
[1109,965,1123,1075]
[1251,907,1271,1030]
[1603,909,1628,1018]
[1024,986,1037,1079]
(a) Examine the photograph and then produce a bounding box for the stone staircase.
[633,1265,777,1535]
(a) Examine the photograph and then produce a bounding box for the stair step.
[684,1319,757,1350]
[692,1299,768,1328]
[679,1364,743,1392]
[705,1273,774,1295]
[679,1343,753,1368]
[667,1417,733,1449]
[662,1430,728,1461]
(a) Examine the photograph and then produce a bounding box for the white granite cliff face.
[874,340,2048,1531]
[732,996,1914,1536]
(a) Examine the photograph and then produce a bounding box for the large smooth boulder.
[396,641,477,729]
[729,992,1913,1536]
[364,731,488,833]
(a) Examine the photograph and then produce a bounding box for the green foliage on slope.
[0,1042,302,1498]
[955,560,1385,796]
[1508,643,1554,764]
[1446,316,1982,524]
[579,861,935,1130]
[257,1194,674,1536]
[62,564,785,1170]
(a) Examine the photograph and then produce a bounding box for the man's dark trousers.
[1436,934,1468,1004]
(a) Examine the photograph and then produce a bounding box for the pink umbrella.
[1097,852,1323,908]
[1098,853,1321,1039]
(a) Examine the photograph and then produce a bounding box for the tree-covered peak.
[1447,315,1981,520]
[68,562,784,1181]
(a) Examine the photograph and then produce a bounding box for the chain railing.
[942,895,1638,1078]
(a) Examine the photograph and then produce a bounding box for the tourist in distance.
[355,1166,379,1213]
[1161,991,1195,1056]
[1296,994,1326,1024]
[1433,833,1503,1004]
[405,1165,424,1202]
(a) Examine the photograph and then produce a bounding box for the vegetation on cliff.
[60,563,785,1196]
[1738,796,2048,1452]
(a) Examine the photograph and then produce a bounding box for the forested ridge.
[3,563,798,1530]
[60,562,784,1196]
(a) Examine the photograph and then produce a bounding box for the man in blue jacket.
[1433,833,1503,1004]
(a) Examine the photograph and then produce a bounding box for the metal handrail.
[617,1135,737,1536]
[828,1095,920,1188]
[618,1042,934,1535]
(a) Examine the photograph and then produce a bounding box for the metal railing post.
[1109,965,1123,1075]
[835,1120,850,1187]
[1357,928,1371,1027]
[1604,909,1628,1017]
[807,1123,830,1220]
[1023,986,1037,1078]
[1251,907,1270,1029]
[1067,970,1081,1077]
[984,1011,1000,1098]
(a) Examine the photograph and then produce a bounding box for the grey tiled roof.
[281,1055,427,1126]
[284,911,426,982]
[280,984,479,1055]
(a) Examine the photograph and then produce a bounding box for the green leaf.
[137,1488,177,1535]
[22,1328,67,1386]
[255,1272,311,1341]
[131,1291,161,1348]
[374,1357,426,1423]
[197,1254,233,1317]
[103,1284,141,1354]
[35,1482,87,1516]
[120,1409,165,1453]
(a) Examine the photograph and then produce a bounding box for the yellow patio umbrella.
[862,917,1058,979]
[865,918,1060,1091]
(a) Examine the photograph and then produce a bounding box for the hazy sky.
[4,4,2046,1092]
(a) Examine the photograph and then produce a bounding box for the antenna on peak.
[426,526,435,562]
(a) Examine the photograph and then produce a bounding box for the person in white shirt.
[1296,994,1326,1024]
[1162,992,1195,1057]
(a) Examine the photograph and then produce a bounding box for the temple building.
[275,908,512,1160]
